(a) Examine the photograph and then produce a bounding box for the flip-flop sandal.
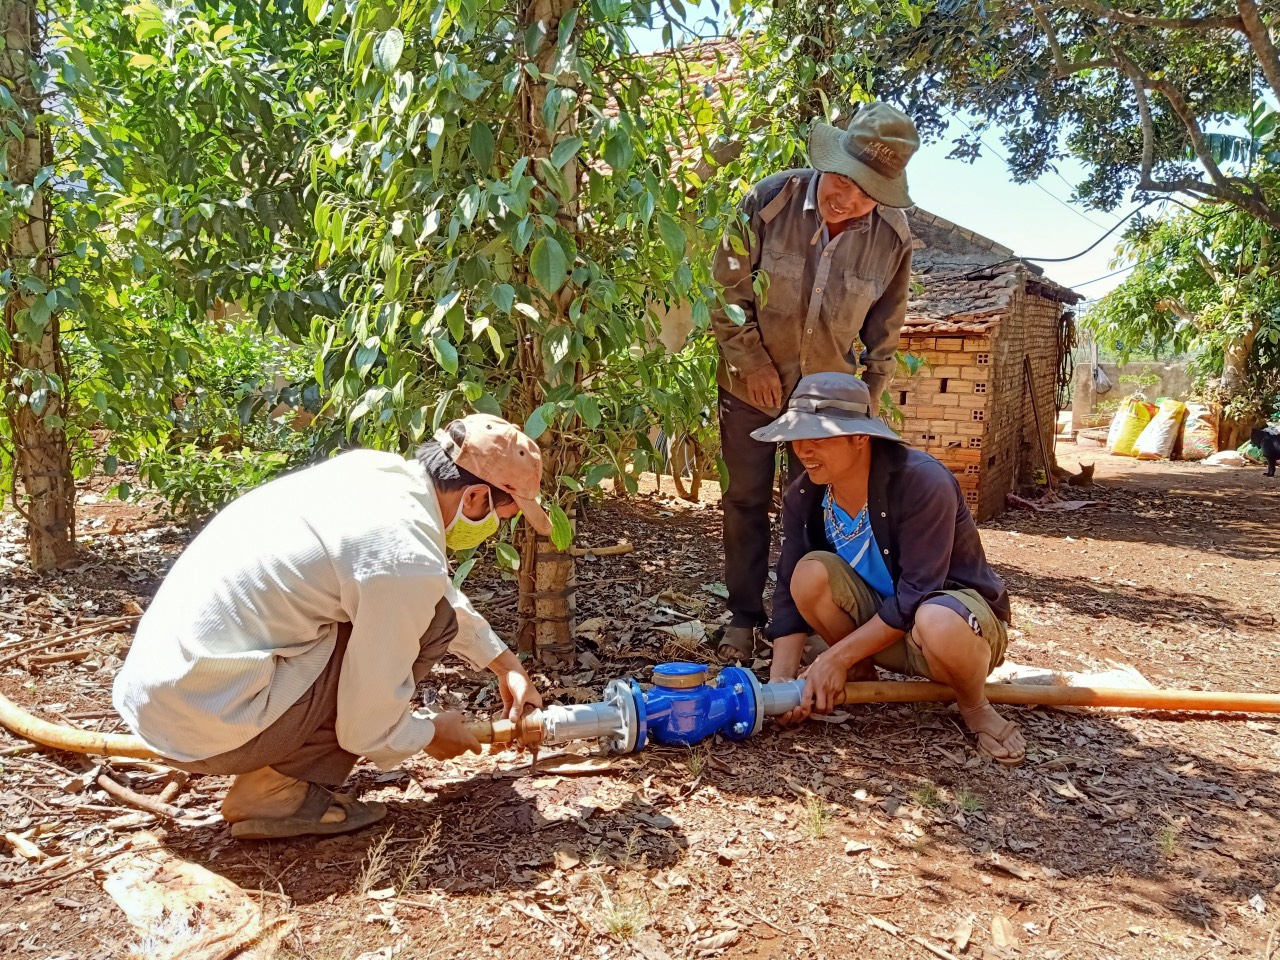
[975,720,1025,767]
[715,625,757,662]
[230,782,387,840]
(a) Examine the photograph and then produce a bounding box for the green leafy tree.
[304,0,768,660]
[1087,201,1280,443]
[2,0,337,569]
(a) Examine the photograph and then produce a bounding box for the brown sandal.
[230,783,387,840]
[716,625,757,662]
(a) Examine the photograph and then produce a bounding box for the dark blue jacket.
[766,441,1011,639]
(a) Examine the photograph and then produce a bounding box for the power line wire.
[1070,255,1157,288]
[942,109,1122,230]
[960,201,1155,279]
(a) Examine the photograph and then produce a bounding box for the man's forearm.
[828,616,904,669]
[486,648,522,675]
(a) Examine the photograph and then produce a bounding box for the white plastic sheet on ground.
[98,832,294,960]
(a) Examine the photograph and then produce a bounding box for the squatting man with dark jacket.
[114,415,549,839]
[709,102,919,662]
[758,372,1025,765]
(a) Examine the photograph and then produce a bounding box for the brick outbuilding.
[894,211,1081,519]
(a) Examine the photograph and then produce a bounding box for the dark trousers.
[718,387,801,628]
[172,599,460,786]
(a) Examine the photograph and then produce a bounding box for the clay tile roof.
[904,269,1019,335]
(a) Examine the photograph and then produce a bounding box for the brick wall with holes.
[892,291,1068,520]
[978,287,1065,520]
[892,333,993,512]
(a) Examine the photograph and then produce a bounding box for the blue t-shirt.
[822,490,895,598]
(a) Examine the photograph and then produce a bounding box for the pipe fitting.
[539,678,646,754]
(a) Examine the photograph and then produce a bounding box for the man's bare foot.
[222,767,347,824]
[959,701,1026,766]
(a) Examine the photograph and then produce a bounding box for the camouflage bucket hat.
[808,102,920,209]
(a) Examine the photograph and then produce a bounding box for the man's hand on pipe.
[797,648,851,718]
[769,633,808,725]
[424,710,482,760]
[489,649,544,724]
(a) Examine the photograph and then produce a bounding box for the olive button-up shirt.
[710,168,913,415]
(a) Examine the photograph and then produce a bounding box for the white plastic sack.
[1092,365,1113,395]
[1204,450,1249,467]
[1135,399,1186,460]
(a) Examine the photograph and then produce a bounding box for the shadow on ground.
[155,696,1278,943]
[161,767,687,908]
[996,568,1276,632]
[993,459,1280,563]
[716,702,1280,936]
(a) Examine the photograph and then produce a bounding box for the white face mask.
[444,488,499,551]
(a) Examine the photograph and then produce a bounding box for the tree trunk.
[513,0,580,665]
[1217,308,1265,450]
[1238,0,1280,107]
[1,2,76,572]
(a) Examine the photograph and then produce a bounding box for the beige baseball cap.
[434,414,552,535]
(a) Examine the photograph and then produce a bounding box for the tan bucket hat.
[750,373,907,445]
[808,102,920,209]
[434,414,552,535]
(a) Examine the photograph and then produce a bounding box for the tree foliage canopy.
[859,0,1280,227]
[1087,201,1280,422]
[4,0,926,599]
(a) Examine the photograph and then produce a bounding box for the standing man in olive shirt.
[710,103,920,662]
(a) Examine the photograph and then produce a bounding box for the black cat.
[1251,425,1280,478]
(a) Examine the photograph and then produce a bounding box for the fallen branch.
[0,616,139,668]
[26,648,92,668]
[4,831,46,861]
[909,935,962,960]
[97,772,186,820]
[509,898,577,939]
[737,903,789,933]
[862,913,962,960]
[158,771,190,806]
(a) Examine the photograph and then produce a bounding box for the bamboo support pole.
[0,691,161,758]
[837,681,1280,713]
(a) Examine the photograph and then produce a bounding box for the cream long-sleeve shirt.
[112,449,508,770]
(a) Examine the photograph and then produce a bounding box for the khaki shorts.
[801,551,1007,680]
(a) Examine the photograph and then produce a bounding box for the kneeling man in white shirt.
[114,414,548,839]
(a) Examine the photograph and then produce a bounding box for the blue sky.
[628,11,1151,301]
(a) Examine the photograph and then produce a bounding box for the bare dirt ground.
[2,443,1278,960]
